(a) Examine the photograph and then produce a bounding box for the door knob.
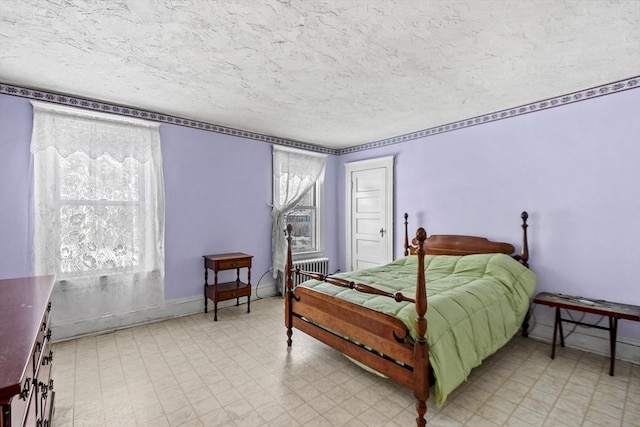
[380,228,385,237]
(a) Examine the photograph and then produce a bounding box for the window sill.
[291,251,325,261]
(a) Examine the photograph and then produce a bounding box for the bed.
[284,212,535,426]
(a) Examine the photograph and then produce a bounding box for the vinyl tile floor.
[51,297,639,427]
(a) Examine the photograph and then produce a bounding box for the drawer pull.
[43,350,54,365]
[20,377,31,399]
[40,381,48,400]
[231,262,237,267]
[47,301,52,312]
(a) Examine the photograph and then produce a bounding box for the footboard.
[292,284,414,359]
[284,223,430,426]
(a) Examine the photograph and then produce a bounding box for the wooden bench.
[533,292,640,376]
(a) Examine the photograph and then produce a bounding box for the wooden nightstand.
[203,253,252,321]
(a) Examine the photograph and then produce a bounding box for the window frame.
[51,151,149,279]
[281,179,324,260]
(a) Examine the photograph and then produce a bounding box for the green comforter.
[299,253,536,406]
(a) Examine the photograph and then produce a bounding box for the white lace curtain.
[30,101,165,338]
[272,146,327,277]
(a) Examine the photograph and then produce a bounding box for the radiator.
[291,257,330,286]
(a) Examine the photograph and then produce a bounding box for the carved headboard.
[403,212,530,267]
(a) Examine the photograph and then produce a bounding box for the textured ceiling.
[0,1,638,149]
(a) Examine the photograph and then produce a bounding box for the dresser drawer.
[217,258,251,271]
[20,392,37,427]
[216,284,251,301]
[32,309,51,375]
[7,375,34,427]
[36,363,54,427]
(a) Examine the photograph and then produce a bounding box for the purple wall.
[161,123,339,299]
[0,95,33,278]
[336,88,640,340]
[160,124,273,299]
[0,94,339,302]
[2,89,638,341]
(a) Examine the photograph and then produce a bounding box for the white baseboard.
[52,280,279,342]
[528,319,640,365]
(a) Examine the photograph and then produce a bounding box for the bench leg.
[609,317,617,376]
[558,309,565,348]
[551,307,560,359]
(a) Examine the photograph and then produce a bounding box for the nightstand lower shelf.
[205,281,251,305]
[204,281,251,321]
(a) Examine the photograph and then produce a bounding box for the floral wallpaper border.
[338,76,639,154]
[1,76,638,156]
[0,83,332,155]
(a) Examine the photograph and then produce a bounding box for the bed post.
[284,224,294,347]
[519,211,531,337]
[404,213,410,256]
[519,211,529,268]
[413,227,429,426]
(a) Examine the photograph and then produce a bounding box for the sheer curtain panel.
[272,146,327,277]
[30,101,165,338]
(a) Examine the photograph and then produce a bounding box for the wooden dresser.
[0,276,55,427]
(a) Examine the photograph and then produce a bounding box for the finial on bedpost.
[414,227,428,426]
[520,211,529,268]
[404,213,409,256]
[285,224,294,347]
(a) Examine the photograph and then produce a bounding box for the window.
[271,146,326,275]
[55,152,147,277]
[30,101,164,336]
[284,181,321,255]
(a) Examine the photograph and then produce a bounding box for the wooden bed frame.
[284,211,530,426]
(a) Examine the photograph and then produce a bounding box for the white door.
[345,156,394,271]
